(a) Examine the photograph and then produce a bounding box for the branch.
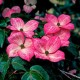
[59,69,80,79]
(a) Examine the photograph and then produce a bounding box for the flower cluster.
[6,14,74,62]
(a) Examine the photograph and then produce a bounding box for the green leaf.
[11,57,26,71]
[0,61,9,79]
[30,65,49,80]
[0,20,7,27]
[38,30,44,37]
[21,72,29,80]
[0,29,5,48]
[0,74,4,80]
[21,65,49,80]
[67,42,78,56]
[0,57,2,62]
[21,71,43,80]
[4,18,10,23]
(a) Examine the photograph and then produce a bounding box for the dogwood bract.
[7,18,39,38]
[44,14,74,34]
[42,29,70,47]
[6,32,34,61]
[2,6,21,18]
[33,36,65,62]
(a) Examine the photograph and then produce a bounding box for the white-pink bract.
[42,28,70,47]
[7,18,39,38]
[23,0,37,13]
[33,36,65,62]
[2,6,21,18]
[23,5,34,13]
[44,14,74,34]
[6,32,34,61]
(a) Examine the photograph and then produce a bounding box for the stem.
[59,69,71,79]
[59,69,80,79]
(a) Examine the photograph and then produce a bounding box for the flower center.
[20,28,23,31]
[57,22,60,26]
[45,51,49,55]
[20,44,25,49]
[29,4,32,6]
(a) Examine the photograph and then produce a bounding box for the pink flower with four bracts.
[7,18,39,38]
[44,14,74,34]
[6,32,34,61]
[2,6,21,18]
[33,36,65,62]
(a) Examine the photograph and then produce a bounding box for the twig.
[59,69,80,79]
[59,69,71,79]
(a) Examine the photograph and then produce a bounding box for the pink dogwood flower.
[42,29,70,47]
[33,36,65,62]
[23,0,37,13]
[0,0,3,5]
[6,32,34,61]
[7,18,39,38]
[44,14,74,34]
[23,5,34,13]
[2,6,21,18]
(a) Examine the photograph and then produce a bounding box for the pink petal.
[44,23,60,35]
[34,16,46,22]
[62,23,74,30]
[34,51,48,60]
[34,16,40,20]
[11,6,21,13]
[69,69,77,74]
[54,29,70,47]
[10,31,20,36]
[23,5,33,13]
[23,31,34,38]
[18,48,34,61]
[2,8,14,18]
[24,38,33,47]
[10,18,24,30]
[7,25,17,30]
[58,14,71,26]
[48,50,65,62]
[41,36,50,41]
[23,20,39,32]
[54,29,70,41]
[33,38,45,53]
[45,14,58,25]
[46,36,61,53]
[61,40,70,47]
[0,0,3,5]
[6,43,20,57]
[8,32,24,45]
